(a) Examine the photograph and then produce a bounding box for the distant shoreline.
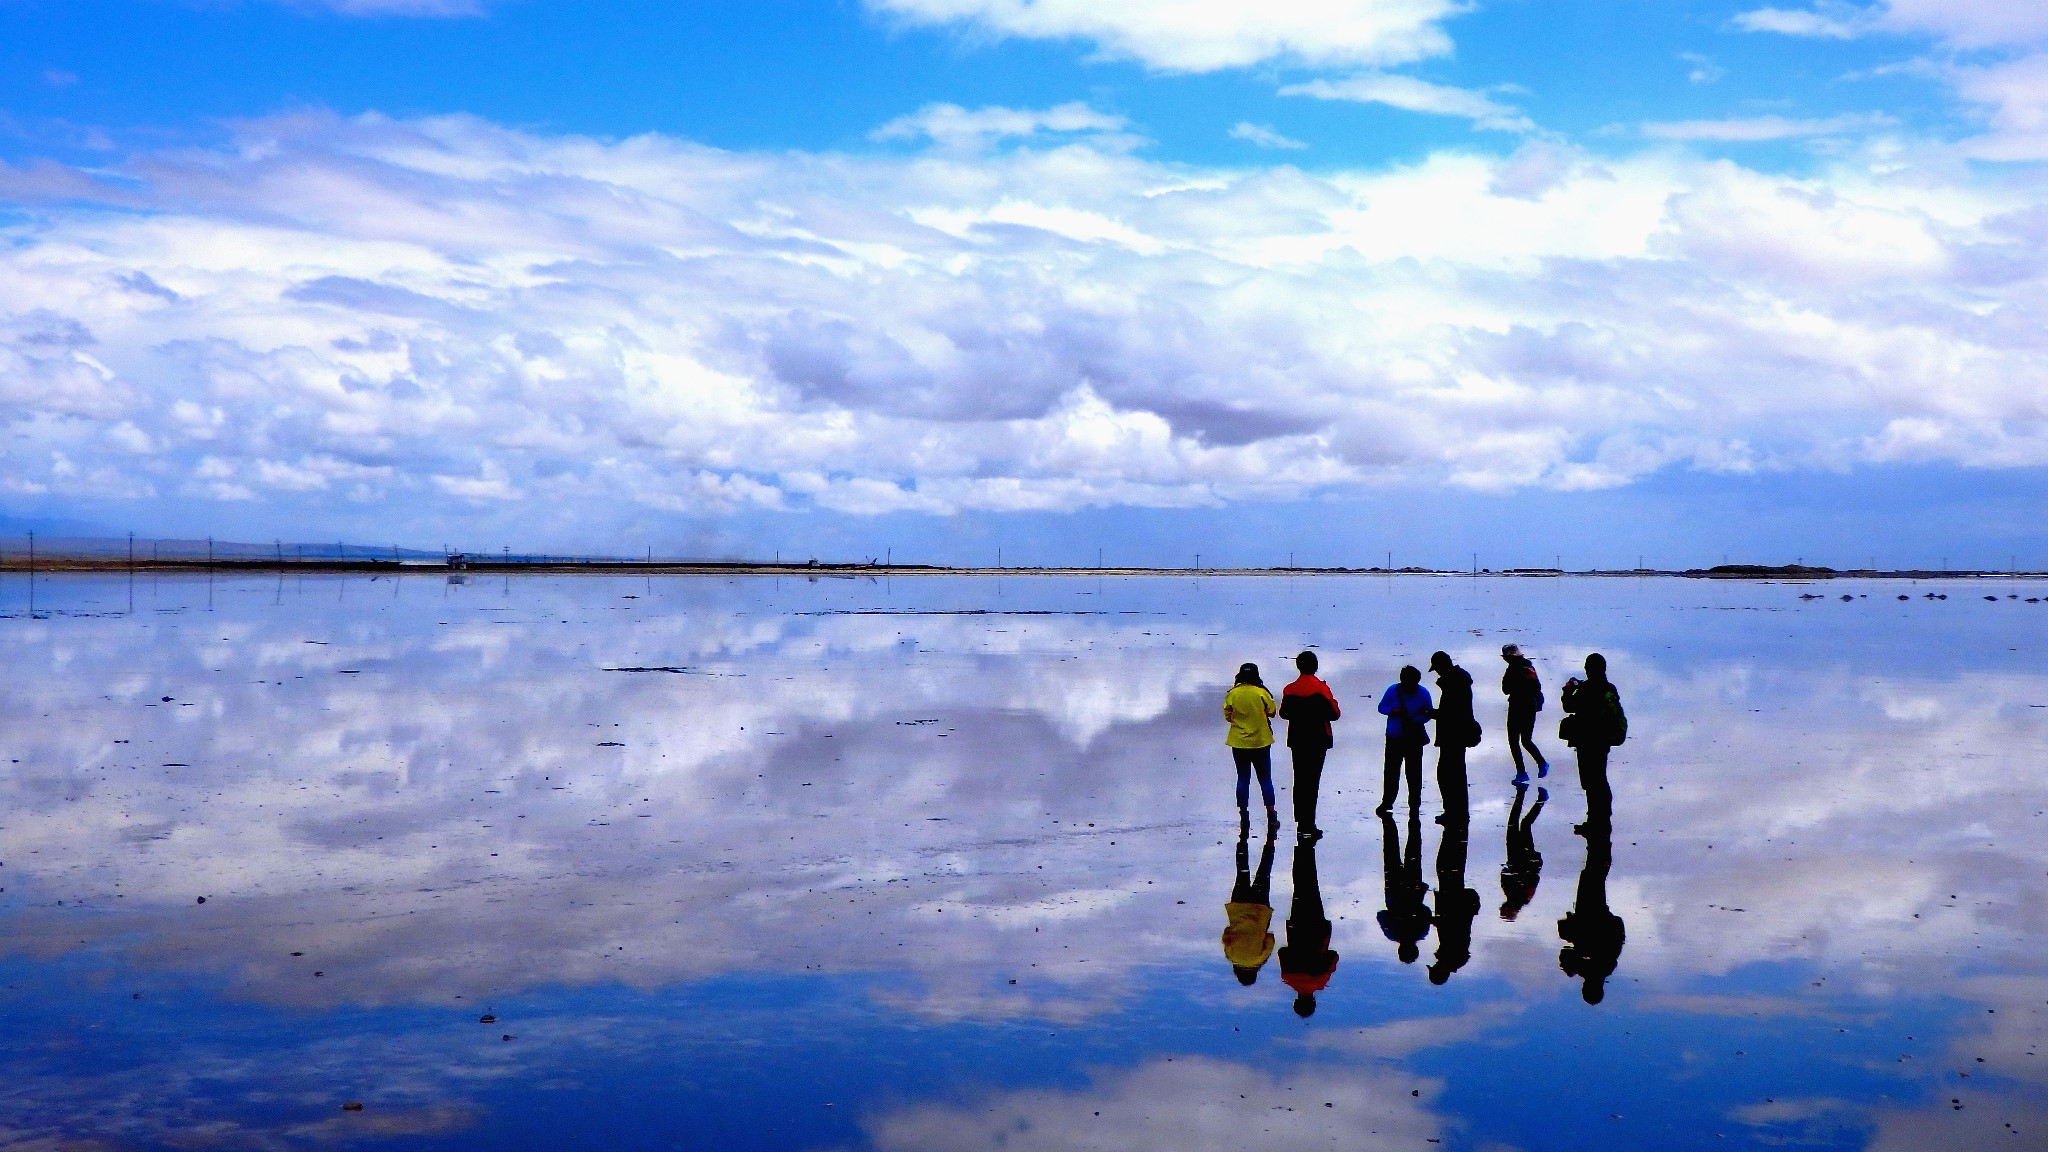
[0,559,2034,580]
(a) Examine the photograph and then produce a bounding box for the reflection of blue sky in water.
[0,573,2044,1149]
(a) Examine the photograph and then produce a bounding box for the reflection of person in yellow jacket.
[1222,821,1277,984]
[1223,663,1279,820]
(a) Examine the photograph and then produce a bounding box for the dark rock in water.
[195,896,205,904]
[480,1014,497,1023]
[1840,595,1854,602]
[342,1102,364,1112]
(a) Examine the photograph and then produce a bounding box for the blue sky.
[1,0,2047,565]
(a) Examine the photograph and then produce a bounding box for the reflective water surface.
[2,572,2044,1150]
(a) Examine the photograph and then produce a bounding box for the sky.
[2,0,2048,566]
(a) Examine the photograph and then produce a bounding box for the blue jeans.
[1233,746,1275,810]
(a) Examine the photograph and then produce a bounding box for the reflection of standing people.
[1280,651,1342,843]
[1429,652,1478,826]
[1224,663,1279,823]
[1560,653,1626,833]
[1374,666,1433,815]
[1222,822,1278,985]
[1558,819,1625,1004]
[1499,783,1547,921]
[1375,811,1431,965]
[1429,809,1479,985]
[1279,838,1338,1018]
[1500,644,1548,783]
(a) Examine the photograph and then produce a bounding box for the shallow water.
[0,571,2043,1150]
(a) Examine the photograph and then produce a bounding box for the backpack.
[1603,686,1627,745]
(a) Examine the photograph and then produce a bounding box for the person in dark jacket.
[1499,782,1547,921]
[1374,666,1433,815]
[1560,652,1626,834]
[1278,837,1338,1018]
[1500,644,1549,782]
[1279,651,1342,843]
[1558,817,1625,1004]
[1375,811,1431,965]
[1428,805,1478,985]
[1428,651,1477,826]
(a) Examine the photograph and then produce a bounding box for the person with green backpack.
[1559,652,1626,834]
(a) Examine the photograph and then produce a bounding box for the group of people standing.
[1220,645,1630,1015]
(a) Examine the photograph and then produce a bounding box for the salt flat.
[0,571,2041,1150]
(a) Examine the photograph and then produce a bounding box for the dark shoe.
[1298,827,1323,845]
[1374,802,1393,815]
[1536,760,1549,779]
[1512,770,1529,786]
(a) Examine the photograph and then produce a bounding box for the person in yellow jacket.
[1222,820,1277,984]
[1223,662,1278,822]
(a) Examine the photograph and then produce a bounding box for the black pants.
[1436,744,1468,823]
[1291,745,1328,831]
[1381,737,1424,810]
[1507,705,1545,770]
[1576,744,1612,827]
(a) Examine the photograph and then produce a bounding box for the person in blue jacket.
[1374,665,1433,815]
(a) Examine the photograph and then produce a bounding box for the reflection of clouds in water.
[1,578,2047,1024]
[864,1056,1445,1152]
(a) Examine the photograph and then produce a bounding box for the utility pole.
[128,531,135,572]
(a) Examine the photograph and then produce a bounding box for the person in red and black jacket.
[1279,837,1338,1018]
[1278,651,1341,843]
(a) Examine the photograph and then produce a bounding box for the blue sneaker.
[1536,759,1549,779]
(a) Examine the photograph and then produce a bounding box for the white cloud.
[866,1056,1448,1151]
[1680,52,1725,85]
[1954,53,2048,160]
[863,0,1461,72]
[0,111,2046,527]
[1732,5,1867,39]
[873,101,1133,151]
[1279,73,1536,133]
[1229,121,1309,150]
[1734,0,2048,48]
[1641,112,1895,141]
[291,0,483,14]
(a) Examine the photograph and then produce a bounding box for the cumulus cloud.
[1641,112,1895,141]
[862,0,1461,72]
[1228,122,1308,150]
[0,111,2046,529]
[1279,73,1536,132]
[1954,53,2048,160]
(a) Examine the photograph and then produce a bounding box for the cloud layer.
[863,0,1461,72]
[0,110,2046,528]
